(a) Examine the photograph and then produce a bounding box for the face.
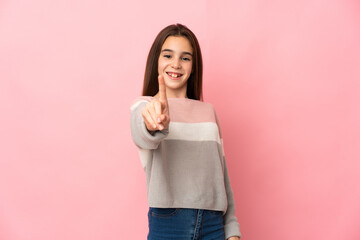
[158,36,193,98]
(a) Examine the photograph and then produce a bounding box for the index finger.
[158,75,167,103]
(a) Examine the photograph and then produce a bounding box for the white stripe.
[166,122,221,145]
[130,100,148,111]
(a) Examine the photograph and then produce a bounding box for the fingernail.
[159,124,163,130]
[153,124,157,128]
[157,118,161,123]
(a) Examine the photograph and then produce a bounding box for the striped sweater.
[130,96,241,239]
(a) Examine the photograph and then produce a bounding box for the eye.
[182,57,191,61]
[163,54,171,59]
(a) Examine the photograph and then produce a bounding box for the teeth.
[168,72,181,78]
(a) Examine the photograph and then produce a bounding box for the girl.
[130,23,241,240]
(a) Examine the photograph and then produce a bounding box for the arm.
[130,100,169,150]
[223,158,242,239]
[130,75,170,150]
[214,110,241,239]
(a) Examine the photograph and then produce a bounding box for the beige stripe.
[138,148,152,170]
[220,138,225,157]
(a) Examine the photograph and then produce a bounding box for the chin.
[166,81,187,89]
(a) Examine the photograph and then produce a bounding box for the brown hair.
[142,23,203,101]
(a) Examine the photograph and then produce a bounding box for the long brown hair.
[142,24,203,101]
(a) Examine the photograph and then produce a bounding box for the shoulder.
[171,98,216,114]
[177,98,215,109]
[195,100,217,114]
[130,96,153,111]
[131,96,153,104]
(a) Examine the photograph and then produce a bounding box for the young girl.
[130,24,241,240]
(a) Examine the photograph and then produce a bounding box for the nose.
[171,58,181,69]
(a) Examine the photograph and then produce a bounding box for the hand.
[227,237,240,240]
[142,75,170,132]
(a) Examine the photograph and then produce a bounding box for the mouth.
[166,72,183,79]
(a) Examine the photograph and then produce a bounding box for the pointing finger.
[158,75,168,103]
[154,100,162,121]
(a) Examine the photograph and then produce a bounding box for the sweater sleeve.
[130,99,169,150]
[214,110,242,239]
[223,158,242,239]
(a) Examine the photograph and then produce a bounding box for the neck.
[154,88,188,99]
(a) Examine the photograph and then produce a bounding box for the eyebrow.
[161,49,193,56]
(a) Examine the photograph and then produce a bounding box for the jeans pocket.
[150,207,181,218]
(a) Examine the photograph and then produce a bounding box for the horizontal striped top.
[130,96,241,239]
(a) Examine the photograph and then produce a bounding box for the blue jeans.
[147,207,225,240]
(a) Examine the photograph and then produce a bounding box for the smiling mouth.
[166,72,183,78]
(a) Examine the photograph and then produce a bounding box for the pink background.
[1,0,360,239]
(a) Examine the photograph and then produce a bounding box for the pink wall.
[1,0,359,239]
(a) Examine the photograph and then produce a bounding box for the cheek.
[158,59,166,73]
[185,62,193,74]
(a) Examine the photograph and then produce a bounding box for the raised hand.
[142,75,170,133]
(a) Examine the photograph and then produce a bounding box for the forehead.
[161,36,193,53]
